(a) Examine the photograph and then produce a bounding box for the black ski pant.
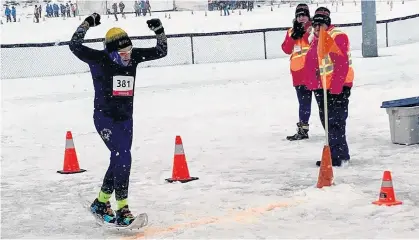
[295,85,313,124]
[94,110,133,201]
[313,87,351,165]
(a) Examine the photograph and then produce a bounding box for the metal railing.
[1,13,419,79]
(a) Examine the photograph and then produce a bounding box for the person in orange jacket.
[281,3,313,141]
[304,7,354,167]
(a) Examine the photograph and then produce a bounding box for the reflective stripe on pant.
[295,85,313,124]
[314,87,351,163]
[94,110,133,201]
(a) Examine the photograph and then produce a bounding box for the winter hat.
[312,7,331,26]
[104,27,132,52]
[295,3,310,17]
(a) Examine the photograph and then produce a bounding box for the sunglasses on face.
[118,47,133,57]
[312,22,325,28]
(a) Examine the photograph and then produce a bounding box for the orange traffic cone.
[372,171,402,206]
[57,131,86,174]
[316,145,334,188]
[165,136,199,183]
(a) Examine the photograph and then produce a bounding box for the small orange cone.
[57,131,86,174]
[165,136,199,183]
[372,171,402,206]
[316,145,334,188]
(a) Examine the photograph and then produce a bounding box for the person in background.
[119,1,125,18]
[46,3,53,17]
[60,3,66,17]
[66,3,71,17]
[247,0,254,11]
[5,5,12,22]
[140,0,146,16]
[134,1,140,16]
[53,3,59,17]
[304,7,354,167]
[38,3,42,18]
[11,6,16,22]
[112,2,118,21]
[71,3,77,17]
[281,3,313,141]
[34,5,40,23]
[145,0,151,16]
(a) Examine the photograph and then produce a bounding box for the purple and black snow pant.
[313,86,351,165]
[94,110,133,201]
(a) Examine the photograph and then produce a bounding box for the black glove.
[84,13,101,27]
[341,86,351,99]
[146,18,164,34]
[328,87,351,106]
[291,20,305,40]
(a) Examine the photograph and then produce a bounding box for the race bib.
[113,75,134,96]
[293,45,302,53]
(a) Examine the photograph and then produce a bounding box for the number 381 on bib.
[113,76,134,97]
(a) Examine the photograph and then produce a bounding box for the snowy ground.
[1,37,419,238]
[1,0,419,44]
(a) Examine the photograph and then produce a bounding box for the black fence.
[1,13,419,79]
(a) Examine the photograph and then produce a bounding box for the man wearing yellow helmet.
[69,13,167,226]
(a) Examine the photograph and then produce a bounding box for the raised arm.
[282,20,309,55]
[281,28,296,55]
[69,13,106,63]
[131,18,168,63]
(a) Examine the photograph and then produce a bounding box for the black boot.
[115,205,136,226]
[286,122,309,141]
[90,198,116,223]
[316,159,349,167]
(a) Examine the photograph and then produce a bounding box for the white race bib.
[113,75,134,97]
[293,45,302,53]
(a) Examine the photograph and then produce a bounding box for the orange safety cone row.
[57,131,86,174]
[165,136,199,183]
[372,171,402,206]
[316,145,334,188]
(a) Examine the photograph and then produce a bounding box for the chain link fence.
[1,13,419,79]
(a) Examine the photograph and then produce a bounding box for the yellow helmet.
[104,27,132,52]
